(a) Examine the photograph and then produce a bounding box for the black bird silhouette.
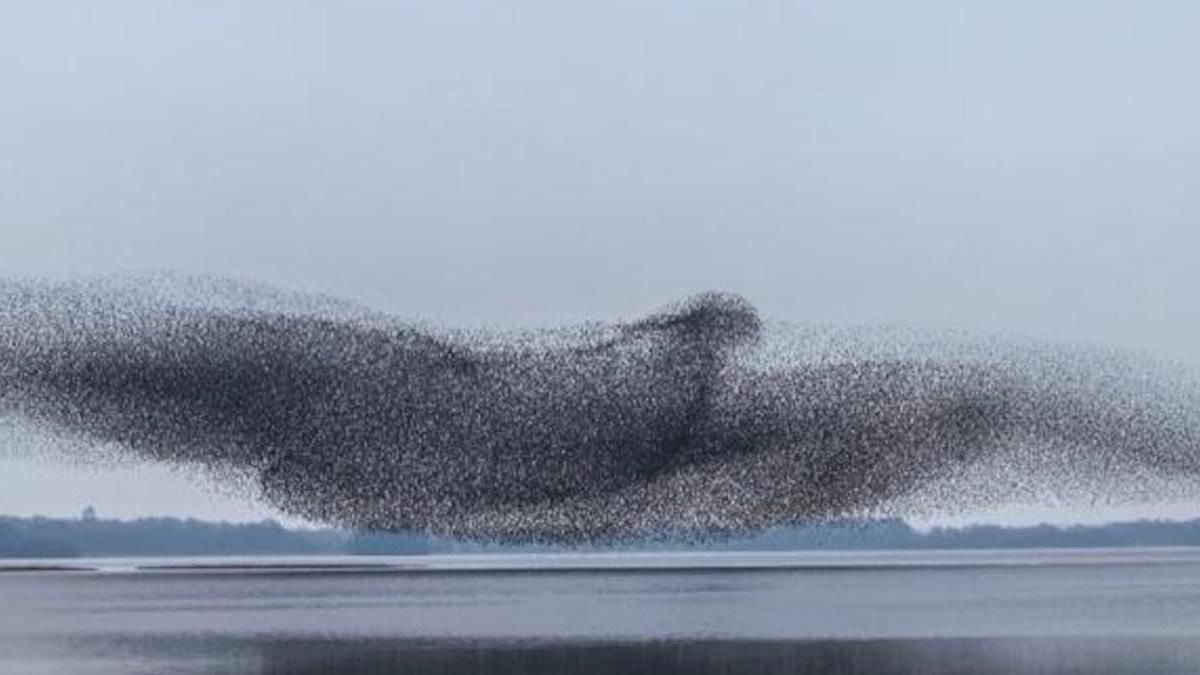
[2,276,1198,541]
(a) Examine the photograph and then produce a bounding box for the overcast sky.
[3,1,1199,525]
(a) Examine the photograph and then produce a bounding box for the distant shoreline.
[6,513,1200,559]
[8,546,1200,576]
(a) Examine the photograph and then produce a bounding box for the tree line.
[3,513,1200,558]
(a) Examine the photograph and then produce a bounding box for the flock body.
[2,275,1198,541]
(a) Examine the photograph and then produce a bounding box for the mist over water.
[3,274,1200,541]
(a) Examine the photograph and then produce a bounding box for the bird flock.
[2,275,1199,542]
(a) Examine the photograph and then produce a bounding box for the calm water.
[4,549,1200,674]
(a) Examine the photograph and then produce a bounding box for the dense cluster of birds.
[2,274,1199,542]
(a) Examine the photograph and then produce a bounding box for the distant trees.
[2,514,1200,559]
[345,531,432,555]
[0,518,80,557]
[0,515,346,558]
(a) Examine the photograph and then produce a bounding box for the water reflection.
[9,553,1200,673]
[62,636,1200,675]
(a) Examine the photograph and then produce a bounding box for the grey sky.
[2,1,1199,525]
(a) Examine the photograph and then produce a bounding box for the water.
[4,549,1200,674]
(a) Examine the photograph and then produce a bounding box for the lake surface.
[4,548,1200,674]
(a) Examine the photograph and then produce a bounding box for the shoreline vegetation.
[5,513,1200,559]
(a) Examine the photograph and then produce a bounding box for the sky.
[2,1,1200,526]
